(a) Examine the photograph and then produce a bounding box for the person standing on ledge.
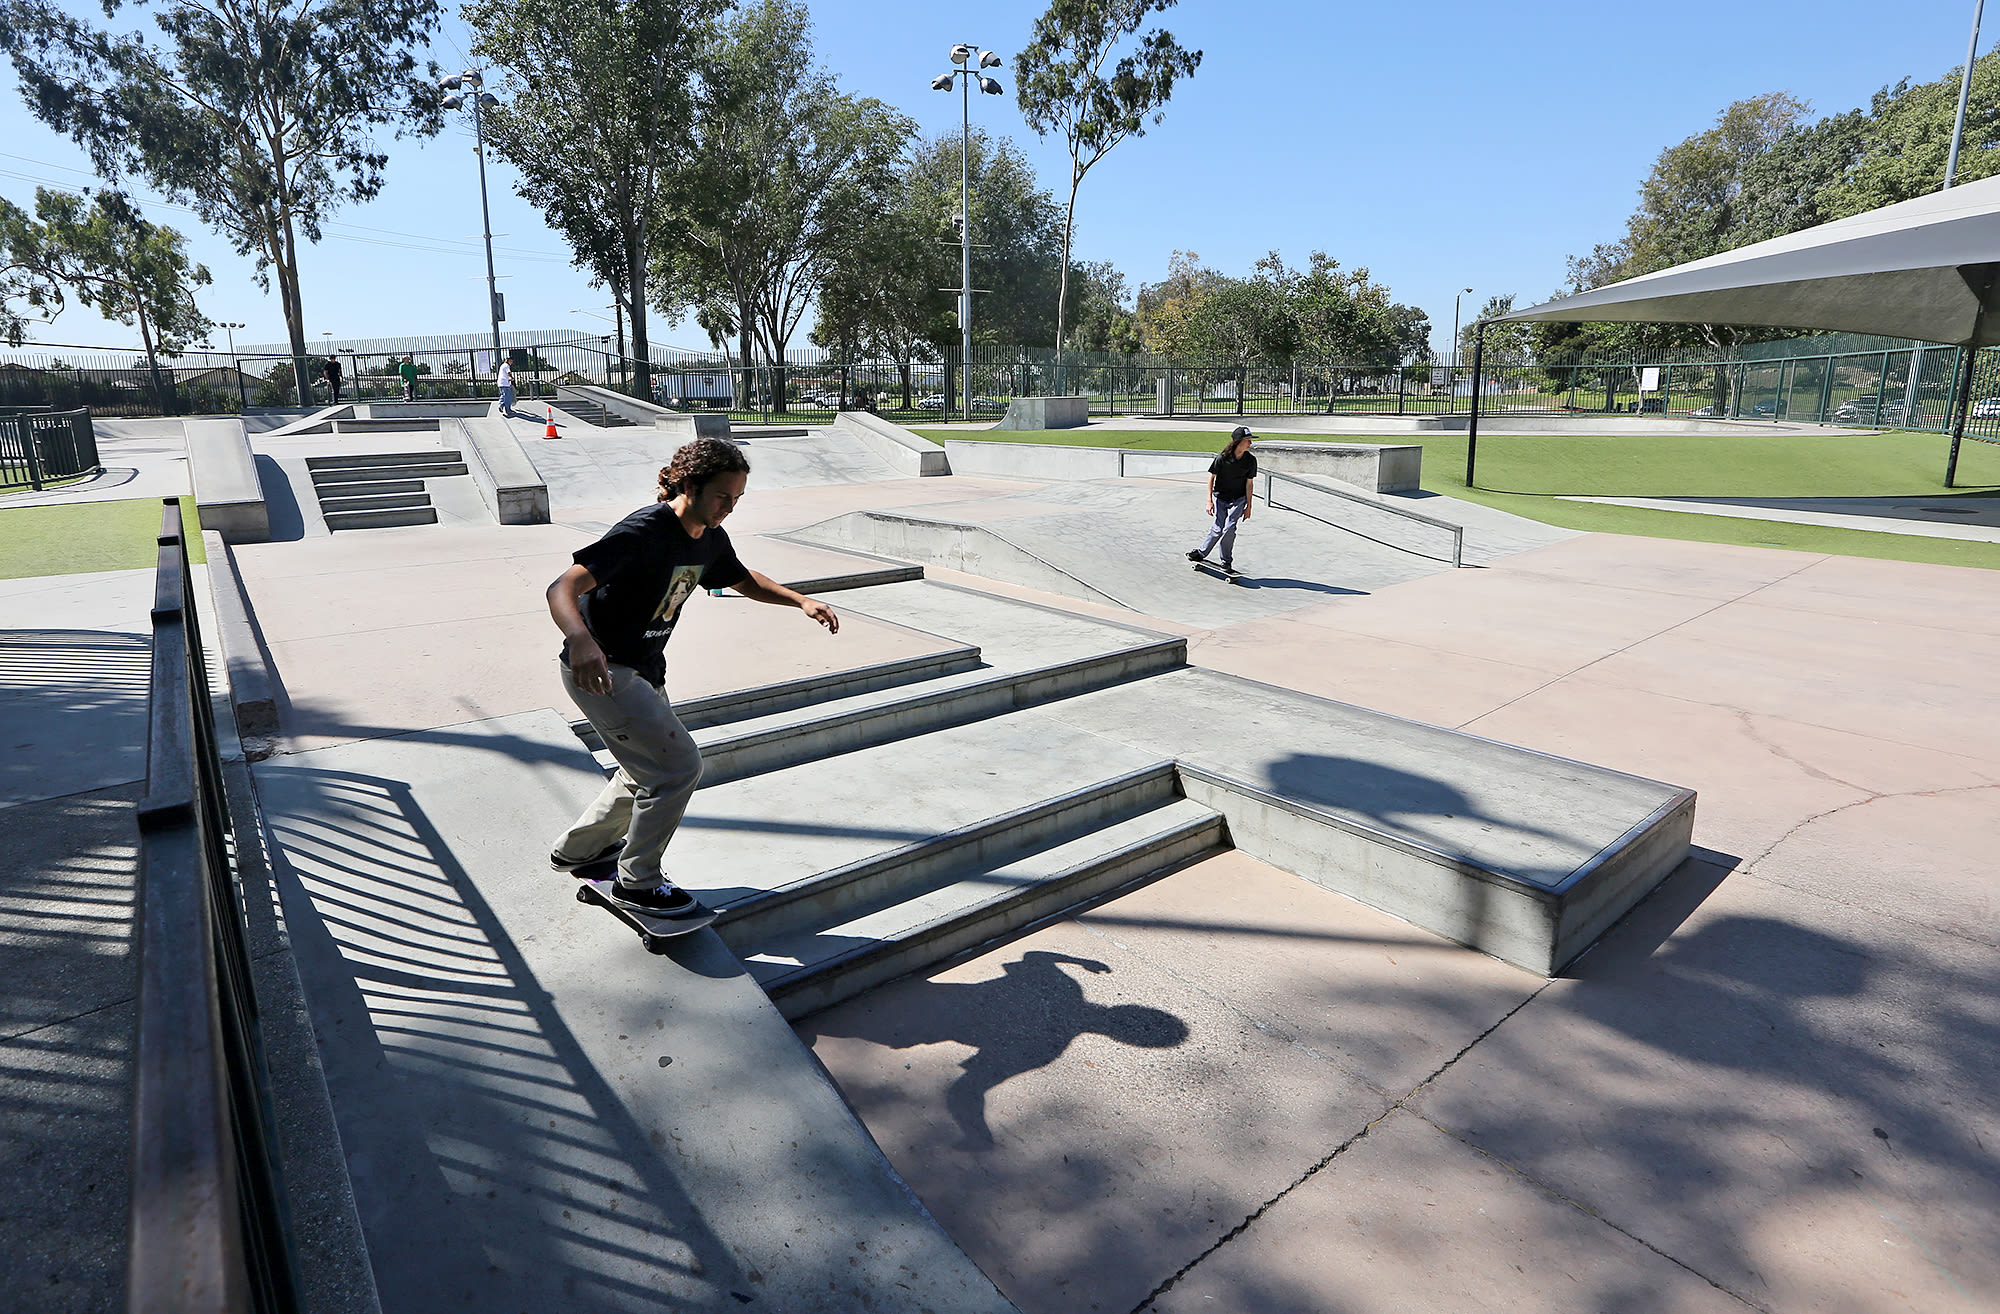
[545,437,839,916]
[1186,425,1258,576]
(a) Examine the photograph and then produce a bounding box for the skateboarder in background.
[1186,425,1258,575]
[545,437,840,915]
[322,355,343,403]
[398,354,418,401]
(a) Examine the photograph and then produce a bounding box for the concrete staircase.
[306,449,470,531]
[550,395,636,428]
[566,562,1696,1010]
[570,575,1218,1019]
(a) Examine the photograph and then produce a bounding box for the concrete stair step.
[324,506,440,532]
[686,637,1184,786]
[307,476,424,497]
[741,796,1225,1020]
[714,762,1179,949]
[317,490,433,513]
[569,643,982,746]
[307,449,463,469]
[332,417,442,432]
[310,461,469,484]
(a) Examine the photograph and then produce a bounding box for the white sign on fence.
[475,350,493,376]
[1639,367,1661,392]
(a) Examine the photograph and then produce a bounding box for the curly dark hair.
[657,437,751,502]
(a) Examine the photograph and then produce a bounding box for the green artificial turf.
[911,425,2000,571]
[0,496,205,581]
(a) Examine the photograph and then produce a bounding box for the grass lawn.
[912,426,2000,571]
[0,496,205,581]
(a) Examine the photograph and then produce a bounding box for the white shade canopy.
[1496,173,2000,347]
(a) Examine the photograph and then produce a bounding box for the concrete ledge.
[941,438,1421,492]
[355,400,492,419]
[834,410,950,477]
[656,412,733,441]
[1171,761,1695,977]
[185,417,270,542]
[453,419,549,525]
[201,530,279,741]
[997,395,1088,430]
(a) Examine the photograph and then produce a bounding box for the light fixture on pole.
[1451,288,1473,368]
[932,44,1006,425]
[216,321,245,357]
[441,70,505,374]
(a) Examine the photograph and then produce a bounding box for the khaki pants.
[552,660,703,886]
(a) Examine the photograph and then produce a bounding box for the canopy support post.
[1946,342,1979,488]
[1464,322,1487,488]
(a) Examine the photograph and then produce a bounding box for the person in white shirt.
[497,357,517,418]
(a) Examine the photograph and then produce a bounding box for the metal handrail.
[0,406,98,491]
[1263,470,1464,568]
[131,498,301,1313]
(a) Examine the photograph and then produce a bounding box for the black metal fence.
[132,498,300,1313]
[0,406,99,490]
[9,335,2000,441]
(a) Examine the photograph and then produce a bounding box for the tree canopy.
[1015,0,1199,355]
[0,0,444,402]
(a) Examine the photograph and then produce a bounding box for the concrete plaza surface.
[7,414,1996,1313]
[806,533,2000,1313]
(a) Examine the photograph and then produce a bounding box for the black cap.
[1230,425,1252,439]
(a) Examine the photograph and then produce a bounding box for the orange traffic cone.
[543,404,560,440]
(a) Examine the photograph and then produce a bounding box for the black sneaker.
[1221,561,1239,576]
[1185,549,1205,562]
[550,838,626,873]
[609,880,700,917]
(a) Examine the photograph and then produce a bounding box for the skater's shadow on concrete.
[801,950,1187,1152]
[1225,574,1365,596]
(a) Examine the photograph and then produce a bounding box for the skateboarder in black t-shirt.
[545,437,838,916]
[1186,425,1258,575]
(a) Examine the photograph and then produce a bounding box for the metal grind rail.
[132,497,301,1313]
[1263,471,1465,569]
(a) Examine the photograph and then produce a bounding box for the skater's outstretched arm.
[732,569,839,634]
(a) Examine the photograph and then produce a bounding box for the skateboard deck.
[576,878,717,952]
[1192,560,1242,583]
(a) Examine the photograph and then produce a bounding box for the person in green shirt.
[398,355,418,401]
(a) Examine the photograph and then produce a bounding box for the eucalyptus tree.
[0,188,212,411]
[1015,0,1199,365]
[0,0,444,404]
[901,129,1067,348]
[659,0,911,413]
[466,0,722,400]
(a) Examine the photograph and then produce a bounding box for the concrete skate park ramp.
[782,477,1569,628]
[519,422,906,507]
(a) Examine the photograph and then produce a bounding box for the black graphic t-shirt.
[1209,450,1258,502]
[564,503,749,686]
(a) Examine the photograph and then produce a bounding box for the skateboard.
[1192,560,1242,583]
[576,877,717,952]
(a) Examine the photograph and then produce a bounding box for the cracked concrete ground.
[802,533,2000,1314]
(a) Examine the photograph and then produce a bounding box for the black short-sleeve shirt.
[565,503,749,686]
[1209,450,1258,502]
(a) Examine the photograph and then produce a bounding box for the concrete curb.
[201,529,279,742]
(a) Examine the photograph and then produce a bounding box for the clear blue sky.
[0,0,1985,356]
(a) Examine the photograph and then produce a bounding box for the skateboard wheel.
[574,886,590,904]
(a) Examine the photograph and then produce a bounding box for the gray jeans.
[1197,495,1248,563]
[553,660,704,887]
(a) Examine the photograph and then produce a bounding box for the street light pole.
[1946,0,1987,190]
[442,71,505,376]
[933,45,1005,425]
[1451,288,1473,368]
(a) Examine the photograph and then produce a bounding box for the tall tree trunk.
[277,199,311,408]
[626,234,651,401]
[1057,168,1079,390]
[1236,364,1246,416]
[130,282,171,417]
[736,317,755,417]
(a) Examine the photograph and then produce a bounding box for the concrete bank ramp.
[520,424,905,509]
[785,479,1461,627]
[254,709,1020,1313]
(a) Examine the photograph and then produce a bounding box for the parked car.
[1691,404,1722,417]
[970,396,1007,412]
[915,394,947,410]
[1971,396,2000,419]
